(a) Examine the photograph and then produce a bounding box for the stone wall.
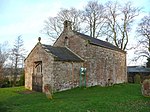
[52,61,83,92]
[54,30,127,87]
[25,43,83,92]
[25,43,54,92]
[84,45,127,86]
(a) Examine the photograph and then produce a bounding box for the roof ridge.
[73,31,125,53]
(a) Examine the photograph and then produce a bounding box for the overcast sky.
[0,0,150,66]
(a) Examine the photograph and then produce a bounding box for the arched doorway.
[32,61,43,92]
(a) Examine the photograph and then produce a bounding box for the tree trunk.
[13,56,18,86]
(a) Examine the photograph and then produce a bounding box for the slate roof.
[42,44,83,62]
[73,31,125,53]
[127,66,150,73]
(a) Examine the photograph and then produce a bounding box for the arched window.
[64,37,69,46]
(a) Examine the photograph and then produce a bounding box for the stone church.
[25,21,127,92]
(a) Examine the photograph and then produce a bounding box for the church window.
[64,37,69,46]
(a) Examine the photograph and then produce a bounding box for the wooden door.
[32,61,43,92]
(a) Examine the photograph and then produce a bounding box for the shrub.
[134,74,141,84]
[18,74,25,86]
[0,76,10,88]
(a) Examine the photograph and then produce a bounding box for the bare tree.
[0,42,9,87]
[10,36,26,86]
[0,42,9,74]
[57,8,83,31]
[42,0,141,49]
[105,1,141,50]
[42,8,83,40]
[83,0,106,38]
[42,17,62,40]
[134,13,150,64]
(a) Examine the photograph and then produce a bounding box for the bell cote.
[63,20,72,31]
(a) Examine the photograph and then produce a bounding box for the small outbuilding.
[127,66,150,83]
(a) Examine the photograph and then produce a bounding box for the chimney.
[63,20,72,31]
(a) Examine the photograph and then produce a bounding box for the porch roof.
[42,44,83,62]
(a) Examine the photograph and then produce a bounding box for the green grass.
[0,84,149,112]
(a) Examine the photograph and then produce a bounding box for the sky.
[0,0,150,66]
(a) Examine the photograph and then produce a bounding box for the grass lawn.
[0,84,149,112]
